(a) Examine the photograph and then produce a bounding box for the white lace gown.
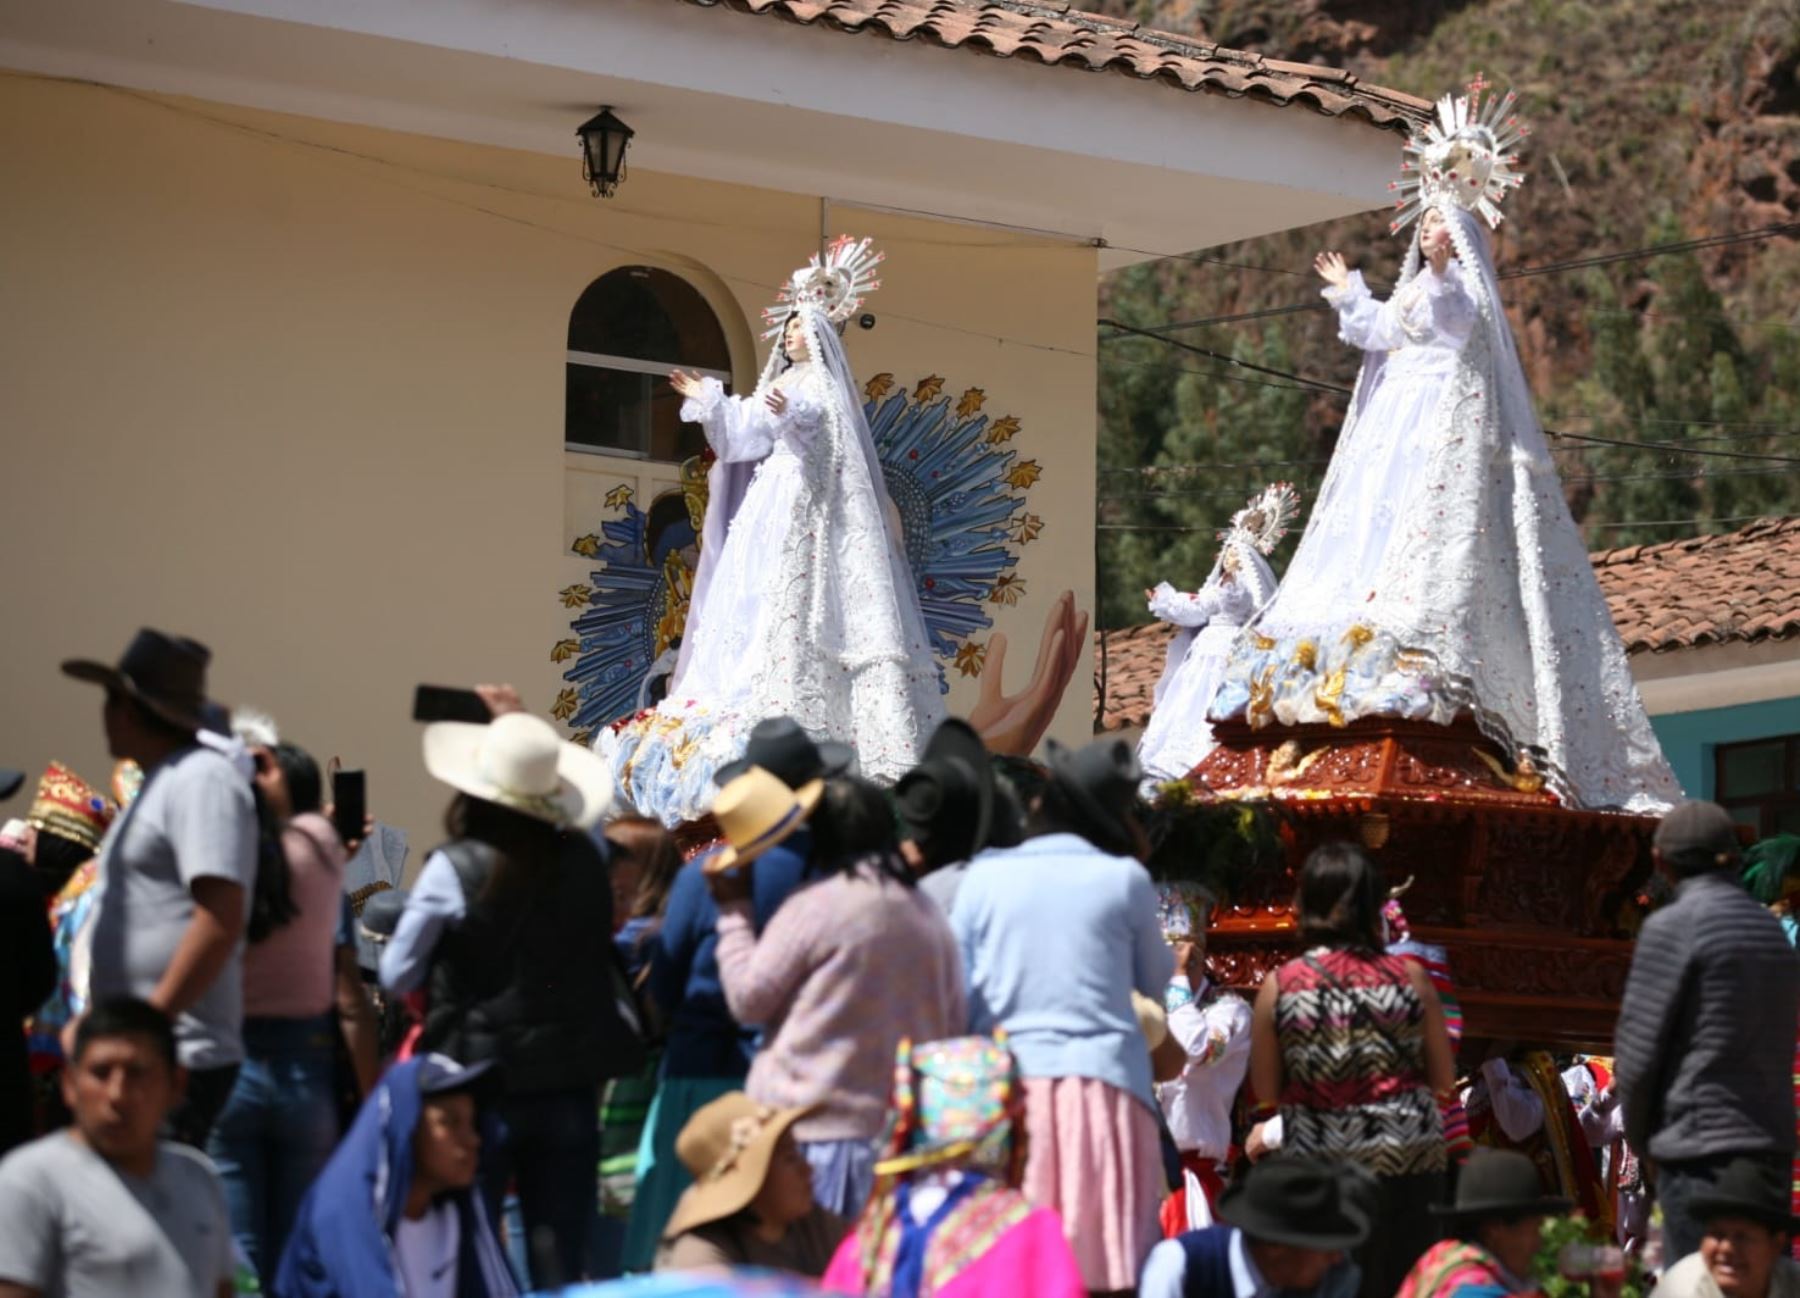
[1209,210,1680,813]
[1138,554,1275,784]
[674,368,826,711]
[1291,266,1477,607]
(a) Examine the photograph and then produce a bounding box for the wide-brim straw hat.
[423,712,612,831]
[663,1093,818,1239]
[706,766,822,874]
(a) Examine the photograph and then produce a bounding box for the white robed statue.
[1137,484,1295,784]
[661,236,943,786]
[1210,78,1679,812]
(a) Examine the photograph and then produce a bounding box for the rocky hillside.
[1095,0,1800,626]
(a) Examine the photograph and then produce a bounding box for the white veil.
[1356,203,1680,810]
[702,303,943,779]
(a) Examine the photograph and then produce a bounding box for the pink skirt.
[1020,1075,1164,1292]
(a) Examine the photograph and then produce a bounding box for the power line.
[1099,319,1349,393]
[1106,223,1800,339]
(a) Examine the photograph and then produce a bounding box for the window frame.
[1713,733,1800,838]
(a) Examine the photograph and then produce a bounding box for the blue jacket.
[274,1058,516,1298]
[644,830,811,1078]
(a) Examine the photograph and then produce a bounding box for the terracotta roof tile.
[678,0,1430,134]
[1098,516,1800,732]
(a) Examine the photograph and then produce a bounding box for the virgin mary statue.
[647,238,942,795]
[1209,80,1679,812]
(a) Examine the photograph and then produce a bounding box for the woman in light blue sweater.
[950,738,1174,1297]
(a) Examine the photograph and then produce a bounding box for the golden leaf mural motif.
[559,584,594,609]
[864,372,896,402]
[550,638,581,664]
[1010,513,1044,544]
[570,534,602,559]
[953,640,988,678]
[913,376,945,403]
[955,388,987,419]
[1005,459,1043,490]
[550,688,580,722]
[571,729,594,748]
[986,415,1021,445]
[988,575,1027,606]
[604,484,635,510]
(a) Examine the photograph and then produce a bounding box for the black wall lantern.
[577,107,634,198]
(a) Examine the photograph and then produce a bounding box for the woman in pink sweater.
[710,776,966,1220]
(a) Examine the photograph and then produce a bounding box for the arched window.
[566,266,732,461]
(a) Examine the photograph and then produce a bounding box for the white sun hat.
[422,711,613,830]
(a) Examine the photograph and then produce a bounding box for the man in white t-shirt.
[61,629,256,1148]
[0,997,234,1298]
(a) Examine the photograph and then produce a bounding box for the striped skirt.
[1020,1075,1164,1292]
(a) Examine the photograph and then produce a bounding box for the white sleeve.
[1137,1239,1190,1298]
[1323,270,1408,352]
[1480,1058,1546,1142]
[680,377,776,463]
[378,852,466,994]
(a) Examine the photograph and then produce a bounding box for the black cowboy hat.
[1431,1148,1571,1221]
[894,757,982,866]
[62,628,212,732]
[714,717,854,791]
[1688,1157,1800,1235]
[920,718,994,853]
[1044,737,1143,857]
[1218,1157,1372,1252]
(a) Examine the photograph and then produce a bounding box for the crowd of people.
[0,625,1797,1298]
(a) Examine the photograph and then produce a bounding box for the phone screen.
[412,685,491,724]
[331,770,367,845]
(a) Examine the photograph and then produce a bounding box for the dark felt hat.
[1218,1157,1372,1251]
[1044,737,1143,857]
[714,716,854,790]
[895,757,982,865]
[1431,1148,1571,1221]
[0,769,23,802]
[1688,1157,1800,1234]
[62,628,211,732]
[920,718,994,853]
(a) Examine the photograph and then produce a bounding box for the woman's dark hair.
[446,793,562,901]
[1295,840,1386,951]
[605,816,684,922]
[272,743,324,817]
[810,776,913,888]
[246,741,327,944]
[31,831,92,891]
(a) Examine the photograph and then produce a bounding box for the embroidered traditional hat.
[706,766,822,875]
[874,1032,1023,1182]
[663,1092,818,1239]
[61,628,213,732]
[423,711,612,830]
[25,763,115,854]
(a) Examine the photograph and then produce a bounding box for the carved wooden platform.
[1186,716,1659,1050]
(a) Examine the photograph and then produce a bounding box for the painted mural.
[555,373,1074,752]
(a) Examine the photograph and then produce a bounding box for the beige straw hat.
[662,1092,818,1239]
[705,766,822,875]
[422,712,612,831]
